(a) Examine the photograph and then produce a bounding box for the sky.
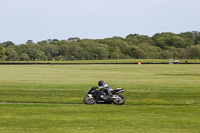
[0,0,200,44]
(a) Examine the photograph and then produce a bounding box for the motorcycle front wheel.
[113,94,125,105]
[83,95,96,105]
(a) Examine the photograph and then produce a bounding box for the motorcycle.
[83,87,125,105]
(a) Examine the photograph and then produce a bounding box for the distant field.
[0,64,200,132]
[1,59,200,64]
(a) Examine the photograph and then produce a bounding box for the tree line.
[1,31,200,61]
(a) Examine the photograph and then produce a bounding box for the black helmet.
[98,80,104,86]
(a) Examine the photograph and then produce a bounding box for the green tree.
[91,44,109,60]
[152,32,185,48]
[158,50,173,59]
[36,50,47,61]
[26,40,34,44]
[55,55,65,61]
[58,41,84,60]
[164,46,178,59]
[138,43,161,59]
[125,34,139,45]
[68,37,80,42]
[192,31,200,44]
[51,39,59,44]
[171,36,185,48]
[2,41,15,48]
[178,48,187,59]
[19,43,41,60]
[39,43,58,60]
[68,44,84,60]
[5,47,18,61]
[20,53,30,61]
[179,32,195,47]
[110,46,121,59]
[0,45,6,59]
[79,39,96,60]
[190,45,200,59]
[123,45,144,59]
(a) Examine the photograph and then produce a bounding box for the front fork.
[87,94,93,99]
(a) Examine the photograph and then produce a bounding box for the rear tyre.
[113,94,125,105]
[83,95,96,105]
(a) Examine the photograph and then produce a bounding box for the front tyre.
[113,94,125,105]
[83,95,95,105]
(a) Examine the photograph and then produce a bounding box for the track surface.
[0,63,199,65]
[0,102,193,106]
[0,102,83,105]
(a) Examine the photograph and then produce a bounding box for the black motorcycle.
[83,87,125,105]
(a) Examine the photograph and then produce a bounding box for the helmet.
[98,80,104,86]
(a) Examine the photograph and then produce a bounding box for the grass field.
[0,64,200,132]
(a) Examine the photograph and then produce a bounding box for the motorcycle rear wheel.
[83,95,96,104]
[113,94,125,105]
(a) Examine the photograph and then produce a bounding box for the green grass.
[0,65,200,105]
[0,64,200,132]
[0,104,199,133]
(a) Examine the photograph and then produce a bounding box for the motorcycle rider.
[98,80,113,97]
